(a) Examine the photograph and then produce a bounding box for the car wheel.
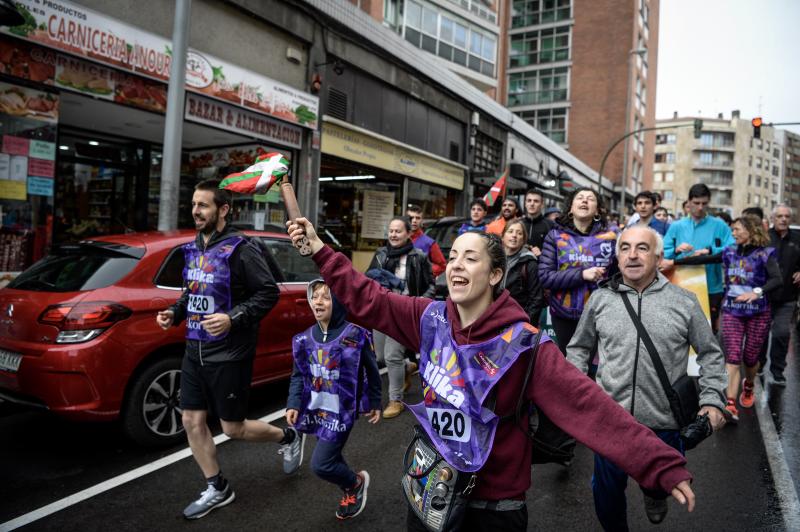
[122,356,185,447]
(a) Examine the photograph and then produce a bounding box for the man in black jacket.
[521,188,553,257]
[156,180,298,520]
[763,204,800,385]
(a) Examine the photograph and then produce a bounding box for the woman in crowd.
[502,219,545,326]
[539,187,618,353]
[288,217,697,532]
[366,216,435,419]
[720,214,782,422]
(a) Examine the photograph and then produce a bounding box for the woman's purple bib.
[723,246,774,316]
[182,236,244,342]
[292,324,371,442]
[407,301,547,472]
[550,229,617,319]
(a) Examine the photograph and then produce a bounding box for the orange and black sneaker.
[724,398,739,423]
[336,471,370,520]
[739,378,755,409]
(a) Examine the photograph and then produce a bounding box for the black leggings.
[550,315,580,355]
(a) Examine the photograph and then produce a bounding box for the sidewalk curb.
[754,378,800,532]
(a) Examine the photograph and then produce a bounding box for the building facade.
[775,129,800,224]
[0,0,613,277]
[508,0,659,209]
[652,112,783,218]
[367,0,506,100]
[0,0,319,273]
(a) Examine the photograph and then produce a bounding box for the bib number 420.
[426,408,471,443]
[188,295,215,314]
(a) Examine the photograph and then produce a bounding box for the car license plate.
[0,349,22,373]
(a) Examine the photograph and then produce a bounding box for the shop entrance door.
[55,130,145,243]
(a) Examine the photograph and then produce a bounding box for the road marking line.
[0,368,390,532]
[754,378,800,532]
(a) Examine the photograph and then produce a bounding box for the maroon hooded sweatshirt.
[312,245,691,501]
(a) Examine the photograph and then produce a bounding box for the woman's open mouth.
[450,276,469,288]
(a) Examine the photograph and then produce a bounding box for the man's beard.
[198,212,219,234]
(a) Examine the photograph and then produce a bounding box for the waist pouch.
[402,425,476,532]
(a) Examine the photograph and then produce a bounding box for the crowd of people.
[158,177,800,530]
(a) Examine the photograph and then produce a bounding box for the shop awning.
[320,117,465,190]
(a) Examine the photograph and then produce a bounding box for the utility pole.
[158,0,192,231]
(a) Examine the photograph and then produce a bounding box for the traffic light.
[693,119,703,139]
[752,117,762,139]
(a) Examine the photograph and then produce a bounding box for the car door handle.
[295,299,307,305]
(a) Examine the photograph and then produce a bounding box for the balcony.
[693,159,734,171]
[507,89,568,107]
[694,142,736,153]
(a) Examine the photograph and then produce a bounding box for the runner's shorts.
[179,357,253,422]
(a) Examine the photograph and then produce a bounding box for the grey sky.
[656,0,800,135]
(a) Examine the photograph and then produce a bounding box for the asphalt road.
[1,364,791,532]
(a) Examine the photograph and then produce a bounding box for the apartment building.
[775,129,800,224]
[508,0,659,205]
[378,0,506,99]
[652,113,783,218]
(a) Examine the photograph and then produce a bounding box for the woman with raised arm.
[288,218,696,532]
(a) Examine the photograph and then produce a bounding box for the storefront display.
[318,119,465,262]
[0,81,58,270]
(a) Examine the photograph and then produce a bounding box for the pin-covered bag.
[402,425,476,532]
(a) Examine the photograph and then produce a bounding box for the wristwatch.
[753,287,763,298]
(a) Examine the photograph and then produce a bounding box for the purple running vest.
[182,236,244,342]
[722,246,774,317]
[413,233,435,255]
[292,324,371,442]
[550,229,617,320]
[407,301,548,472]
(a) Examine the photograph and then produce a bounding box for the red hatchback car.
[0,230,318,446]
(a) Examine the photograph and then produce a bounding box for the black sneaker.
[336,471,370,520]
[643,494,668,524]
[183,483,235,519]
[772,374,787,387]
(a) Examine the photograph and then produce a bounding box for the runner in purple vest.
[720,214,783,422]
[286,279,382,520]
[156,180,294,520]
[288,217,701,531]
[539,187,618,354]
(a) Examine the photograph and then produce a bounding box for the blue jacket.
[647,217,669,236]
[663,216,734,294]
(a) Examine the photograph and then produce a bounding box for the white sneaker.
[182,483,235,519]
[279,427,306,474]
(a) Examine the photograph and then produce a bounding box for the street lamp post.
[619,48,648,219]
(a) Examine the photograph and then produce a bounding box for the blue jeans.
[592,430,684,532]
[310,433,357,491]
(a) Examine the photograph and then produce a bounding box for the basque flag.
[482,170,507,207]
[219,151,290,194]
